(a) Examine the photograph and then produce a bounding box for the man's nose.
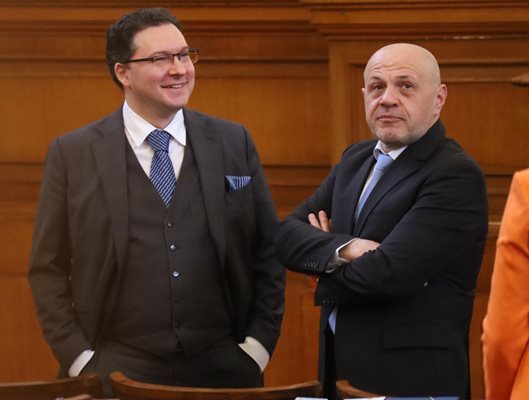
[168,57,187,74]
[379,87,398,106]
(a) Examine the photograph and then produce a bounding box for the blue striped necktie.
[146,129,176,207]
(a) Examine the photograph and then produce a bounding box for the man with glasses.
[28,7,284,396]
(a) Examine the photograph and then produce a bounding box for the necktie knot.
[373,152,393,172]
[147,129,171,152]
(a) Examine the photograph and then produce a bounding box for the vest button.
[169,244,176,251]
[172,271,180,278]
[167,222,174,227]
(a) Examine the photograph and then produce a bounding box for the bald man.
[274,43,488,399]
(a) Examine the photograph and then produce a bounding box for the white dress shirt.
[123,100,186,178]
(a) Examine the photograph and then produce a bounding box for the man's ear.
[114,63,130,88]
[436,83,447,110]
[433,83,447,118]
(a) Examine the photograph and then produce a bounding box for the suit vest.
[107,138,232,358]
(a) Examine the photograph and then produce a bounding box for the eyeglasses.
[120,48,199,66]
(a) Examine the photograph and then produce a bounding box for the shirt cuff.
[238,336,270,372]
[326,238,356,272]
[68,349,95,377]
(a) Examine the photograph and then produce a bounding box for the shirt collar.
[374,141,407,161]
[122,101,186,147]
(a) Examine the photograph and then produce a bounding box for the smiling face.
[114,23,195,128]
[362,43,447,152]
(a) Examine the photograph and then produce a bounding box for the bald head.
[362,43,447,152]
[365,43,441,86]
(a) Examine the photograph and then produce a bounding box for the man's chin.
[375,129,403,142]
[162,101,188,114]
[374,130,409,150]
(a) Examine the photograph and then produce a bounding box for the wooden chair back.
[0,373,103,400]
[110,371,322,400]
[336,379,381,399]
[61,395,94,400]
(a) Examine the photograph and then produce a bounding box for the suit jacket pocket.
[225,183,253,214]
[225,183,255,243]
[383,324,454,349]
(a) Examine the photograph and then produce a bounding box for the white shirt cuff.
[238,336,269,372]
[68,349,95,377]
[326,238,356,272]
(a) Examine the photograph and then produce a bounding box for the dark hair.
[106,7,183,89]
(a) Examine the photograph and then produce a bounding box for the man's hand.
[308,210,331,232]
[308,210,380,262]
[307,211,331,281]
[339,238,380,262]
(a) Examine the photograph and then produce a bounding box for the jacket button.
[172,271,180,278]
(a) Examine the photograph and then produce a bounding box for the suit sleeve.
[276,152,487,303]
[242,131,285,355]
[28,139,91,371]
[317,156,487,303]
[482,170,529,400]
[274,163,354,274]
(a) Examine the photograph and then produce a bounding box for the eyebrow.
[147,45,190,57]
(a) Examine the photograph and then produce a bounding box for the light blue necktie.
[146,129,176,207]
[354,152,394,220]
[329,151,393,333]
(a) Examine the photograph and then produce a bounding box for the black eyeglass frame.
[120,48,199,65]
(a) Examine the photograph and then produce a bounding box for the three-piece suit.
[29,107,285,389]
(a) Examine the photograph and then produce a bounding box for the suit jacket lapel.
[184,109,226,267]
[354,154,421,233]
[332,153,374,235]
[354,120,446,233]
[91,108,129,270]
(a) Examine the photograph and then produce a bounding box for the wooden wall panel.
[0,74,122,162]
[188,71,330,166]
[0,204,59,380]
[266,272,320,386]
[0,275,58,380]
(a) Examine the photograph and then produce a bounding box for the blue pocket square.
[225,175,251,192]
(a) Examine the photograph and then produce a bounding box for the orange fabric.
[482,169,529,400]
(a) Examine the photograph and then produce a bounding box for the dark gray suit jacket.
[28,107,285,372]
[274,120,488,398]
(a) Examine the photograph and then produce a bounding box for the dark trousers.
[83,335,263,396]
[323,329,338,400]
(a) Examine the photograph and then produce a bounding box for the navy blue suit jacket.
[275,120,488,397]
